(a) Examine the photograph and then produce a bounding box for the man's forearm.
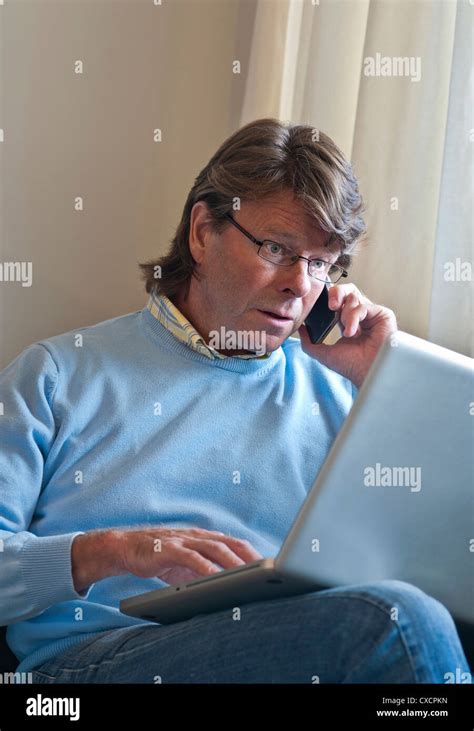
[71,530,124,593]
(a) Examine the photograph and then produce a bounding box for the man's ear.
[189,201,215,265]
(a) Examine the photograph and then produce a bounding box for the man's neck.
[169,290,256,357]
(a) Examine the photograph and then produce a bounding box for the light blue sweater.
[0,305,357,673]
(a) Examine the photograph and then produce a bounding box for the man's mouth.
[257,309,293,324]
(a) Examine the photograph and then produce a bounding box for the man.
[0,118,469,683]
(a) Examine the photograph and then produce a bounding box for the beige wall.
[0,0,257,368]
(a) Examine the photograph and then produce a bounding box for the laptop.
[120,330,474,625]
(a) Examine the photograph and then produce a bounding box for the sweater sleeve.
[0,343,93,626]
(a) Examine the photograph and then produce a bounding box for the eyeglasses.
[223,213,348,284]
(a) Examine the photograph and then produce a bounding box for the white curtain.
[240,0,472,356]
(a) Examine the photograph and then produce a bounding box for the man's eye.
[263,241,292,257]
[268,243,284,255]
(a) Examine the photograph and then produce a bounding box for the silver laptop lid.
[277,331,474,622]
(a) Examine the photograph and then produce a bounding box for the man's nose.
[278,259,314,298]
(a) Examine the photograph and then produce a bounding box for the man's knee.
[345,579,457,634]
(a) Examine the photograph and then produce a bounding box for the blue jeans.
[30,580,471,684]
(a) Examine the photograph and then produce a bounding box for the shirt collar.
[146,292,271,360]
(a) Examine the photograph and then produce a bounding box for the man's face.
[175,189,341,354]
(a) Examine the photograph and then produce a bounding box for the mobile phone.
[304,283,341,344]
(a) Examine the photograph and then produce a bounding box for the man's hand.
[298,283,397,388]
[71,527,264,593]
[118,527,264,585]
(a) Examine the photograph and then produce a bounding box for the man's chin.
[263,332,290,352]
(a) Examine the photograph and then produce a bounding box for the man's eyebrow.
[265,227,297,241]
